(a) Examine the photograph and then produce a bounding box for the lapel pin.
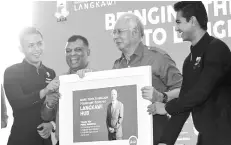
[46,72,50,78]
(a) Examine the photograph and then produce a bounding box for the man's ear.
[87,49,90,56]
[190,16,197,26]
[132,28,140,39]
[131,28,137,37]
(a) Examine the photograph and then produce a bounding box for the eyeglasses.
[111,28,132,36]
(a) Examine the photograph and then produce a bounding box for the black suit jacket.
[161,33,231,145]
[4,60,56,145]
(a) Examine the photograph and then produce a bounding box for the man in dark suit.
[146,2,231,145]
[3,27,59,145]
[106,89,124,140]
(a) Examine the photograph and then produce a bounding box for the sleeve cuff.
[165,98,179,115]
[46,103,55,109]
[50,121,56,132]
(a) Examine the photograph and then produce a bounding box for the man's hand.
[141,86,163,102]
[45,92,60,108]
[40,80,60,99]
[147,102,167,115]
[76,69,93,78]
[37,122,54,139]
[45,79,60,94]
[108,127,115,133]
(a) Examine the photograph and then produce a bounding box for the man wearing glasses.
[112,13,183,145]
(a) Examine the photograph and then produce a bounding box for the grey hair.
[120,13,144,38]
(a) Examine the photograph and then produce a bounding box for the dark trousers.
[197,132,231,145]
[153,115,169,145]
[196,133,217,145]
[7,133,52,145]
[108,132,116,140]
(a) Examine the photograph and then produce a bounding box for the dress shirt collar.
[112,100,118,106]
[120,42,144,62]
[22,59,45,74]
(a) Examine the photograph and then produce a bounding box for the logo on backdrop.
[73,1,116,11]
[55,0,69,22]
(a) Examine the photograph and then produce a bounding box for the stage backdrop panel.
[32,1,231,76]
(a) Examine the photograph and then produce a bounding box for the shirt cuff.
[46,103,55,109]
[50,121,56,132]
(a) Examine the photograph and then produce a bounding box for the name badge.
[45,72,52,83]
[193,57,201,69]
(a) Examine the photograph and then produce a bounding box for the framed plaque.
[59,66,152,145]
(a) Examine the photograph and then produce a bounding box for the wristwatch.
[162,92,168,103]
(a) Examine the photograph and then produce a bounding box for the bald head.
[115,13,144,38]
[111,89,118,101]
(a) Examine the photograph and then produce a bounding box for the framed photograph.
[59,66,152,145]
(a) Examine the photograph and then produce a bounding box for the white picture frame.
[59,66,153,145]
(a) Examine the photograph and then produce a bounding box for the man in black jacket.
[143,1,231,145]
[4,27,59,145]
